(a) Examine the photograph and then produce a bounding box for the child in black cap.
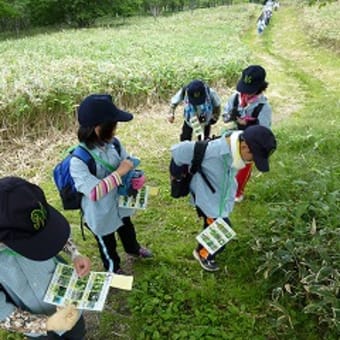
[168,80,221,141]
[171,125,277,271]
[0,177,91,339]
[223,65,273,202]
[70,94,152,274]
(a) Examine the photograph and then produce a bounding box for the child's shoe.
[138,247,153,258]
[193,249,219,272]
[234,194,244,203]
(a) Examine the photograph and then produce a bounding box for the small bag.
[169,141,215,199]
[170,162,191,198]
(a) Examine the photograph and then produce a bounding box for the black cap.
[242,125,277,172]
[78,94,133,127]
[0,177,70,261]
[236,65,266,94]
[186,80,207,106]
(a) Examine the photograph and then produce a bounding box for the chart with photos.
[190,116,204,139]
[118,185,149,209]
[44,263,112,311]
[196,218,236,255]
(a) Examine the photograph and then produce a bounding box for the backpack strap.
[251,103,265,119]
[190,141,215,193]
[229,93,240,121]
[72,146,96,175]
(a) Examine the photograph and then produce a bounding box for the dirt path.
[243,4,339,126]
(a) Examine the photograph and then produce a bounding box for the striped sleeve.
[89,172,122,201]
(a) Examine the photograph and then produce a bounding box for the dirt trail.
[243,4,339,126]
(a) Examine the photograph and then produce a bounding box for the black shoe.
[193,249,219,272]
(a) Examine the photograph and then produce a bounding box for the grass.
[0,2,339,340]
[0,4,259,137]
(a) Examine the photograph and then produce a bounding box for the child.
[168,79,221,141]
[70,94,152,274]
[223,65,272,202]
[171,126,277,271]
[0,177,91,339]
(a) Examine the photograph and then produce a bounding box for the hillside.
[0,2,339,339]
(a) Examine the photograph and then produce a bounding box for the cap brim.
[113,108,133,122]
[253,155,270,172]
[5,205,70,261]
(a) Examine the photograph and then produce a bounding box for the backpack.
[229,94,264,130]
[53,145,96,210]
[53,138,122,211]
[170,140,215,198]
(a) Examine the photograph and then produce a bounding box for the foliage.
[0,2,339,339]
[0,5,255,137]
[0,0,251,31]
[300,1,340,53]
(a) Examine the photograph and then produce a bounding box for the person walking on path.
[70,94,152,274]
[171,125,277,271]
[168,80,221,141]
[223,65,272,202]
[0,176,91,339]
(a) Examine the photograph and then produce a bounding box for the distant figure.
[257,13,266,34]
[168,80,221,141]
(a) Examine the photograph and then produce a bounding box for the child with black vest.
[223,65,273,202]
[168,80,221,141]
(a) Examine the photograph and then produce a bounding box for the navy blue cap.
[242,125,276,172]
[236,65,266,94]
[78,94,133,127]
[186,80,207,105]
[0,177,70,261]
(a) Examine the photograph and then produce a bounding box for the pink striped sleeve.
[89,172,122,201]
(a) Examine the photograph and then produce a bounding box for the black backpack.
[230,94,264,130]
[170,140,215,198]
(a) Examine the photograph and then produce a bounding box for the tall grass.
[0,4,258,137]
[300,1,340,53]
[0,2,339,340]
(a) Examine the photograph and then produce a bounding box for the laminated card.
[196,218,236,255]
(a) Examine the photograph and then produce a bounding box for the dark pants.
[93,216,140,272]
[180,121,211,141]
[27,315,85,340]
[195,207,231,260]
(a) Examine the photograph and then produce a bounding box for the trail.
[242,4,340,126]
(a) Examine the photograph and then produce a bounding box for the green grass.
[0,4,258,136]
[0,2,339,340]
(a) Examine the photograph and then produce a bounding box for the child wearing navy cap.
[168,80,221,141]
[70,94,152,274]
[171,125,277,271]
[223,65,273,202]
[0,177,91,339]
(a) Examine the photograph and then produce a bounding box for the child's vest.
[170,140,215,198]
[231,94,264,130]
[183,86,213,125]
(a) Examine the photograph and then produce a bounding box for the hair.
[78,122,117,149]
[255,81,269,95]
